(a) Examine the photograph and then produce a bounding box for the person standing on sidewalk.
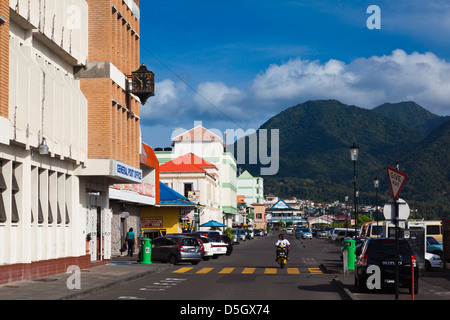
[126,228,136,257]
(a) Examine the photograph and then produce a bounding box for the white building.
[0,1,91,283]
[155,125,238,227]
[237,170,264,205]
[0,0,143,284]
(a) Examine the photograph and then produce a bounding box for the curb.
[331,278,357,300]
[59,264,171,300]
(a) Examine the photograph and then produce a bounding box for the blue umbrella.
[199,220,227,227]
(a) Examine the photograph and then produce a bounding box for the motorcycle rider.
[275,233,290,260]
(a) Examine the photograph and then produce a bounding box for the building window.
[184,183,193,198]
[0,161,6,223]
[11,163,20,223]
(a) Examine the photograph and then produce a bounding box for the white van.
[331,228,350,241]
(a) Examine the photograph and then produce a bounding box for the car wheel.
[191,260,199,265]
[355,275,365,293]
[169,255,179,265]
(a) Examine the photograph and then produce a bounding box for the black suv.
[355,238,419,294]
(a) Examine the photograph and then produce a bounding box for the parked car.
[230,229,240,244]
[151,236,203,265]
[221,235,233,255]
[196,231,223,242]
[286,227,294,235]
[200,236,227,259]
[301,228,313,239]
[295,226,308,239]
[425,252,441,271]
[238,229,246,241]
[335,230,356,244]
[331,228,351,241]
[166,233,206,255]
[426,236,443,258]
[354,238,419,294]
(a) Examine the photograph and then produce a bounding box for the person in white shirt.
[275,233,290,260]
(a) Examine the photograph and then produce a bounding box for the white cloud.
[194,81,245,114]
[251,49,450,115]
[141,49,450,134]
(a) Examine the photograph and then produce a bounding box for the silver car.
[151,235,203,265]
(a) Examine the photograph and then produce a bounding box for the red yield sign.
[386,166,408,201]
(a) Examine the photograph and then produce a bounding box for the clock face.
[132,73,154,93]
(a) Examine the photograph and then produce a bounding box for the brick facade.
[81,0,141,168]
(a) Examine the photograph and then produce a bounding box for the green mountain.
[234,100,449,219]
[397,118,450,219]
[372,101,449,134]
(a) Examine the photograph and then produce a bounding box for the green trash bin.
[343,238,356,271]
[140,238,152,264]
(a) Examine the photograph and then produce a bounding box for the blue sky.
[138,1,450,148]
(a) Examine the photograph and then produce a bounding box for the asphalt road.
[83,232,345,301]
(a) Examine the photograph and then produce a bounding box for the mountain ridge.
[234,99,449,219]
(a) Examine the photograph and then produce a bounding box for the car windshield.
[371,225,383,236]
[182,238,198,246]
[366,239,412,256]
[427,237,440,245]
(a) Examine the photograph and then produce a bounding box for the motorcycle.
[276,245,288,268]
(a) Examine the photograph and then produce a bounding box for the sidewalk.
[0,255,170,300]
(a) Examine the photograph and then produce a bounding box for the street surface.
[83,232,344,300]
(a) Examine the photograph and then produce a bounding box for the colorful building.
[158,153,220,230]
[237,170,264,205]
[155,125,238,227]
[140,182,197,239]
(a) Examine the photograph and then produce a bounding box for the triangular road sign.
[386,166,408,201]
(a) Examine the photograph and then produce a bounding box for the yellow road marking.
[173,267,193,273]
[196,267,214,274]
[219,267,235,274]
[264,268,277,274]
[287,268,300,274]
[242,267,256,274]
[308,268,323,274]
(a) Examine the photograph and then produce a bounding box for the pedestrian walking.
[126,228,135,257]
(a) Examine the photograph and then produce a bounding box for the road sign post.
[386,165,408,300]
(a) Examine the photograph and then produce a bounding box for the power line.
[140,44,245,130]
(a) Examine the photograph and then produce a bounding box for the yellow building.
[140,182,197,239]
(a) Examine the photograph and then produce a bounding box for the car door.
[151,238,166,261]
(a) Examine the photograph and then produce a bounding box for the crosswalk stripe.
[173,267,193,273]
[218,267,235,274]
[242,267,256,274]
[196,267,214,274]
[308,268,323,274]
[287,268,300,274]
[264,268,277,274]
[172,267,324,275]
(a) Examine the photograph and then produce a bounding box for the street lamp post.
[373,176,379,230]
[345,195,349,234]
[350,143,359,242]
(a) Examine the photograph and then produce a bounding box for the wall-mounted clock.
[131,64,155,105]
